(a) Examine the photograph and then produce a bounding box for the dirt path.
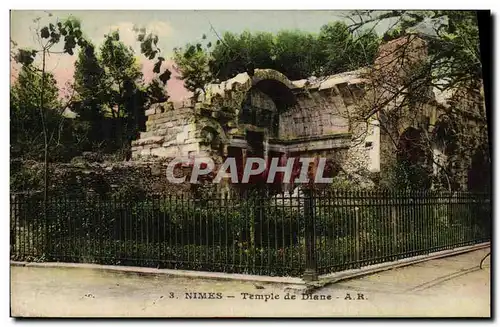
[10,248,490,317]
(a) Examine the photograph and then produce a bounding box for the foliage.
[11,14,174,164]
[10,66,86,161]
[12,191,490,276]
[173,22,381,95]
[367,11,483,87]
[348,10,489,191]
[11,13,90,179]
[317,22,380,75]
[71,27,172,154]
[10,162,44,193]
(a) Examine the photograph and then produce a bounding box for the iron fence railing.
[10,190,491,279]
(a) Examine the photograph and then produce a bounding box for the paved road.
[10,248,490,317]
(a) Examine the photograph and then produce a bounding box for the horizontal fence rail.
[10,190,491,278]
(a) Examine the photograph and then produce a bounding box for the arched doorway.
[395,127,432,190]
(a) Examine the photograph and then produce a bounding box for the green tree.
[349,10,488,191]
[173,22,381,95]
[10,66,60,159]
[318,22,380,75]
[350,10,483,98]
[98,31,144,149]
[12,13,89,216]
[72,27,171,154]
[210,31,275,80]
[173,41,213,95]
[72,42,107,148]
[272,30,322,79]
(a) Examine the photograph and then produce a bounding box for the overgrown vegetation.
[347,10,490,192]
[173,21,380,96]
[11,13,170,165]
[11,191,490,276]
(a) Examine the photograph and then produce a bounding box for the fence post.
[355,207,360,264]
[10,195,16,258]
[303,188,318,282]
[44,194,50,260]
[391,207,397,258]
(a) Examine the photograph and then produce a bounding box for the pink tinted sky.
[10,10,390,101]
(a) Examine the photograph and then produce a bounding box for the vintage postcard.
[9,9,491,318]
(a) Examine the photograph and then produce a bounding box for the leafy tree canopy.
[173,21,381,95]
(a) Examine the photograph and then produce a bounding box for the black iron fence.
[10,190,491,279]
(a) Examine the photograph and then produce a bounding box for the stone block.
[149,113,172,121]
[163,141,177,147]
[133,143,144,150]
[156,117,171,125]
[134,136,164,146]
[140,148,151,156]
[181,143,199,154]
[151,164,163,176]
[165,102,175,111]
[173,101,185,110]
[151,147,179,158]
[155,129,168,136]
[176,133,186,144]
[140,131,155,139]
[150,102,165,114]
[145,108,156,116]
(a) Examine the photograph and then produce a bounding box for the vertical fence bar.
[327,190,332,271]
[390,191,396,261]
[205,195,209,269]
[420,192,425,254]
[10,190,490,278]
[156,195,160,266]
[354,197,360,267]
[122,196,127,264]
[280,191,285,274]
[348,191,354,269]
[296,189,301,275]
[303,188,317,281]
[224,193,229,271]
[10,196,14,259]
[384,190,390,261]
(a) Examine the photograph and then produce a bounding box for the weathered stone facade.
[130,35,489,191]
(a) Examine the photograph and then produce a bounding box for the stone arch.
[251,69,297,109]
[199,126,222,151]
[467,146,491,192]
[397,127,426,162]
[396,127,432,189]
[195,117,229,145]
[251,69,297,90]
[432,116,458,154]
[202,68,297,112]
[240,88,279,135]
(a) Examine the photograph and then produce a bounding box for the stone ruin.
[130,35,489,192]
[131,67,379,188]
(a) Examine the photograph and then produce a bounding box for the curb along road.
[11,242,490,291]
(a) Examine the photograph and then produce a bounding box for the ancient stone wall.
[279,70,367,140]
[14,159,193,198]
[279,91,348,139]
[131,100,199,159]
[127,35,488,191]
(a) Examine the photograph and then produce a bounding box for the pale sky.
[10,10,393,101]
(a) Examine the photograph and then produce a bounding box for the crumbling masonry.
[131,35,489,191]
